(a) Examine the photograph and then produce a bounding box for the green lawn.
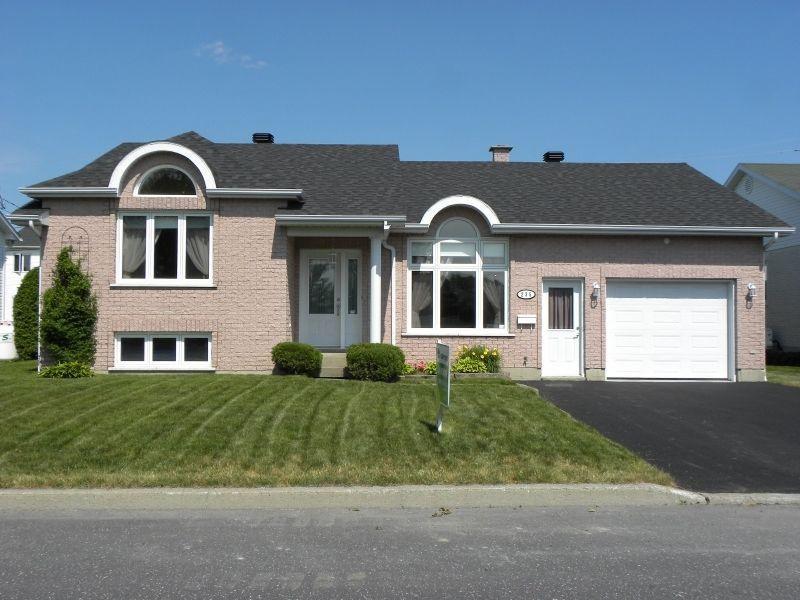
[767,365,800,388]
[0,361,670,488]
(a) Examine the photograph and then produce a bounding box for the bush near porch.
[0,361,670,488]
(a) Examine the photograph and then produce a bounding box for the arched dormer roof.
[109,142,217,192]
[419,195,500,228]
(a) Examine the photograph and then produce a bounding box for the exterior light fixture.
[746,283,757,300]
[591,282,601,300]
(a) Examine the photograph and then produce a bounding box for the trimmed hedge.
[346,343,405,382]
[271,342,322,376]
[12,267,39,360]
[39,361,94,379]
[766,349,800,367]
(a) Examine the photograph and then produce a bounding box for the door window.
[548,287,574,329]
[308,258,335,314]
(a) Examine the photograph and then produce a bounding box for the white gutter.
[277,215,406,226]
[205,188,303,199]
[381,221,396,346]
[19,187,118,198]
[20,186,304,200]
[490,223,795,237]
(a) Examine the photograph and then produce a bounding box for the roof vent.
[744,176,753,194]
[252,132,274,144]
[543,151,564,162]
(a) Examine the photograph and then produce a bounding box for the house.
[727,164,800,351]
[18,132,792,380]
[0,206,42,359]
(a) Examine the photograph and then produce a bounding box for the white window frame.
[133,165,198,197]
[406,218,510,336]
[114,212,214,287]
[13,253,32,273]
[113,332,213,371]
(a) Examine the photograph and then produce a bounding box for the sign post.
[435,341,451,433]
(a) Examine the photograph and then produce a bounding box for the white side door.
[542,281,582,377]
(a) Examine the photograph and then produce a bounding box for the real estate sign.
[435,341,450,433]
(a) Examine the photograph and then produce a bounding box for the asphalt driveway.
[530,381,800,493]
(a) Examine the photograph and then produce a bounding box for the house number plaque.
[517,289,536,300]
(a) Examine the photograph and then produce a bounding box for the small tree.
[12,267,39,360]
[40,248,97,365]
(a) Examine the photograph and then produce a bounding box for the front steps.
[320,352,347,378]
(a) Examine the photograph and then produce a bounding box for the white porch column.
[369,235,382,343]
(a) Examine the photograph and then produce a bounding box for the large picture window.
[407,218,508,334]
[116,213,212,286]
[115,333,212,370]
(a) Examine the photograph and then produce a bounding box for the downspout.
[764,231,779,250]
[381,221,396,346]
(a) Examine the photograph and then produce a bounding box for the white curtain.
[483,274,504,327]
[411,273,433,328]
[122,225,146,278]
[186,226,210,278]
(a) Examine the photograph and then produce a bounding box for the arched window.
[136,167,196,196]
[408,218,508,333]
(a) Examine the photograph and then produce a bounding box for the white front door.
[299,250,362,348]
[542,281,583,377]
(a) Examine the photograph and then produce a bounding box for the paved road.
[1,505,799,599]
[533,381,800,493]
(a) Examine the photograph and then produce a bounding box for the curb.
[0,484,707,511]
[703,493,800,506]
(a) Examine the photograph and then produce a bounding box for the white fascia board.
[724,164,745,188]
[206,188,303,199]
[0,213,22,242]
[276,215,406,226]
[490,223,795,236]
[19,187,117,198]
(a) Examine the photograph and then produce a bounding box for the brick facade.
[39,162,766,379]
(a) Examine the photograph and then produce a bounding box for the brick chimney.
[489,145,512,162]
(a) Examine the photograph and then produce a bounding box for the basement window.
[115,333,212,370]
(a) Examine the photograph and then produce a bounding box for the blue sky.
[1,0,798,212]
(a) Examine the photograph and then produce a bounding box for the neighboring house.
[727,164,800,351]
[0,205,42,359]
[18,132,792,381]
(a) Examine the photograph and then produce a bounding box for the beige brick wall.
[386,210,766,373]
[40,155,292,372]
[40,170,766,375]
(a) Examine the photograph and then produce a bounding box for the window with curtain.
[119,213,212,284]
[408,218,508,333]
[137,167,196,196]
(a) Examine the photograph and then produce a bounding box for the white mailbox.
[517,314,537,326]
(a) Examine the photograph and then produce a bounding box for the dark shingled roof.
[26,131,789,228]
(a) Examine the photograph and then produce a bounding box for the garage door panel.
[606,281,729,380]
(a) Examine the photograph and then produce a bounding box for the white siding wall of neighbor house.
[735,175,800,251]
[734,173,800,349]
[1,249,40,322]
[0,242,5,321]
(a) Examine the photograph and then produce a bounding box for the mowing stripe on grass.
[98,376,225,447]
[0,377,124,425]
[0,379,166,462]
[247,381,314,464]
[329,383,365,464]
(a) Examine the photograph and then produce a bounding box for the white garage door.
[606,281,731,379]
